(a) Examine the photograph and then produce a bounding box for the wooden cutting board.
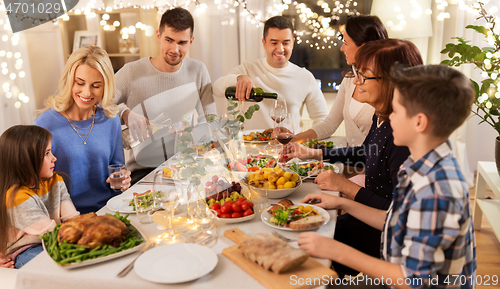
[222,228,338,289]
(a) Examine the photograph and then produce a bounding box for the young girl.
[0,125,79,269]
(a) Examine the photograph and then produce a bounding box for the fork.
[117,242,156,277]
[272,231,297,242]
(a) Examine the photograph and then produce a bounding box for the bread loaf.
[238,233,308,274]
[289,215,325,231]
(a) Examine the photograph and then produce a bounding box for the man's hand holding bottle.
[235,75,255,101]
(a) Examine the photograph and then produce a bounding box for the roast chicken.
[58,213,129,249]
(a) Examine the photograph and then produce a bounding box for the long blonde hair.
[41,46,118,118]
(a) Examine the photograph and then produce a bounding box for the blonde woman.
[35,45,131,214]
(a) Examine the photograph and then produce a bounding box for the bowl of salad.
[285,160,341,180]
[302,139,335,149]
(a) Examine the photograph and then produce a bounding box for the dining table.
[14,136,347,289]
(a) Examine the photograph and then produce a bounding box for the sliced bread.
[289,214,325,231]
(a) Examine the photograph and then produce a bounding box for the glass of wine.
[270,97,287,125]
[274,113,294,165]
[150,170,186,244]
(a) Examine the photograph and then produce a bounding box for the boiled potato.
[276,176,286,186]
[284,181,295,188]
[290,173,299,182]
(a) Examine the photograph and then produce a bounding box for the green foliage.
[226,96,260,125]
[440,3,500,134]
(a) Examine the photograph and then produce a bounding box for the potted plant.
[440,2,500,173]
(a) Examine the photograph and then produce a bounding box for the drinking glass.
[270,98,287,125]
[274,113,294,165]
[263,143,282,168]
[187,208,218,247]
[151,170,186,244]
[108,164,125,189]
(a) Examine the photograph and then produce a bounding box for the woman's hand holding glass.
[105,168,131,192]
[284,142,322,160]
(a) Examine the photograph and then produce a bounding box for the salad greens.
[269,205,312,226]
[302,139,334,149]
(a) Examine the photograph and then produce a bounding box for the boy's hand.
[298,232,336,259]
[301,192,342,210]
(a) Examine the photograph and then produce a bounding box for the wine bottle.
[225,86,278,102]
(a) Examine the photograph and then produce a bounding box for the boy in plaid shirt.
[299,65,477,288]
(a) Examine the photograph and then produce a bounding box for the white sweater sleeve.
[311,78,351,139]
[304,86,329,125]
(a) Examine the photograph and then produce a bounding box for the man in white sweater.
[115,7,216,183]
[213,16,328,131]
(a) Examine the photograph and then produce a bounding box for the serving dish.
[41,219,146,269]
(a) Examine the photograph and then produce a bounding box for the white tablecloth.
[15,180,338,289]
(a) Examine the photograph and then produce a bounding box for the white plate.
[260,203,330,231]
[285,161,341,179]
[106,191,139,213]
[134,243,218,284]
[215,212,256,223]
[42,223,146,269]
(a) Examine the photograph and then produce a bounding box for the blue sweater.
[323,114,410,210]
[35,107,124,214]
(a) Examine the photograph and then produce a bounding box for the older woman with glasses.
[293,15,387,147]
[285,39,423,277]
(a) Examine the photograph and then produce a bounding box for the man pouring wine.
[213,16,328,131]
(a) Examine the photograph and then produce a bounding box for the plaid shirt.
[382,141,477,289]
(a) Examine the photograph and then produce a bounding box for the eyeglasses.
[352,64,382,85]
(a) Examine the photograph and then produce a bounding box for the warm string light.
[0,5,29,109]
[279,1,359,50]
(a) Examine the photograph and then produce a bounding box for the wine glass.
[263,143,282,168]
[274,113,294,165]
[270,98,287,125]
[151,170,186,244]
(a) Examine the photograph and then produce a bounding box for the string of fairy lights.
[0,0,498,109]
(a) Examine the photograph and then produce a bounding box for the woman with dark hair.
[286,39,423,277]
[293,15,388,147]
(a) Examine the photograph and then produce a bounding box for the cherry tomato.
[240,201,249,211]
[243,209,253,217]
[293,209,301,215]
[236,197,246,205]
[211,203,221,211]
[220,203,232,214]
[246,201,254,209]
[231,212,242,218]
[248,166,260,172]
[259,136,265,141]
[232,203,242,212]
[220,213,231,218]
[225,200,235,206]
[215,209,222,218]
